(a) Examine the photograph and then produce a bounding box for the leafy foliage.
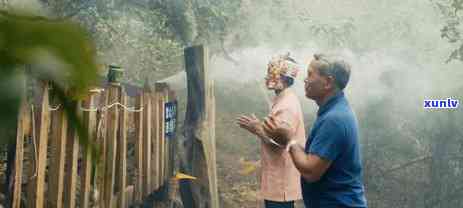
[0,10,98,152]
[432,0,463,62]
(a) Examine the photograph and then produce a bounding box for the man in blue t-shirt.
[263,54,367,208]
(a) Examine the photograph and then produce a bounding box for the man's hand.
[236,114,265,137]
[262,114,295,146]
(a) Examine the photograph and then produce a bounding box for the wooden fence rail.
[10,81,177,208]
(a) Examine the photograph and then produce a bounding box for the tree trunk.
[180,45,219,208]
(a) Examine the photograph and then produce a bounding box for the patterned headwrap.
[266,53,302,83]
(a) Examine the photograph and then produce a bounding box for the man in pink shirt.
[237,54,306,208]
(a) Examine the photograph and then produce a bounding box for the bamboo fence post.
[28,82,51,208]
[162,86,170,185]
[96,88,108,208]
[12,99,28,208]
[48,100,68,208]
[116,90,128,208]
[63,101,82,208]
[161,83,168,188]
[151,88,160,191]
[80,91,98,208]
[134,93,144,203]
[103,84,121,208]
[142,83,152,197]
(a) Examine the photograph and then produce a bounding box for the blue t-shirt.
[302,91,367,208]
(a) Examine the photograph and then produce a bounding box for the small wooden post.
[154,82,167,190]
[80,92,98,208]
[142,83,152,197]
[12,100,28,208]
[103,84,121,208]
[92,89,108,208]
[166,90,181,208]
[63,101,82,208]
[163,86,170,185]
[96,90,108,208]
[116,91,128,208]
[48,102,68,208]
[167,90,177,180]
[28,82,51,208]
[134,94,144,203]
[151,89,160,191]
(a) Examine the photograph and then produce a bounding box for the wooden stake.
[48,104,68,208]
[63,101,81,208]
[29,82,51,208]
[12,100,28,208]
[116,91,128,208]
[103,85,121,208]
[142,84,152,197]
[134,94,144,203]
[80,93,97,208]
[163,87,169,185]
[151,90,160,191]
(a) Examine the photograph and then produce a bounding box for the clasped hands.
[236,113,295,146]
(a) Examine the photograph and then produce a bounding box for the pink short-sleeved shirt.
[260,89,306,202]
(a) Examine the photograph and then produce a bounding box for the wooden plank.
[29,82,51,208]
[116,91,128,208]
[63,102,81,208]
[168,90,177,179]
[26,105,37,208]
[142,85,152,196]
[103,85,121,208]
[153,83,167,190]
[167,90,181,208]
[133,94,144,203]
[48,105,68,208]
[159,87,166,188]
[12,100,28,208]
[151,90,160,191]
[96,89,108,208]
[80,93,98,208]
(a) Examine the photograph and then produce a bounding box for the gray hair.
[310,53,351,90]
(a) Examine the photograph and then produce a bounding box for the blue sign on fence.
[165,101,177,139]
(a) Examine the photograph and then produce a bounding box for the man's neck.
[316,90,338,107]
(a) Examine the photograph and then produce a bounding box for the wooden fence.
[10,80,178,208]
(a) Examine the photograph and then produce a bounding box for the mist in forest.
[149,1,463,207]
[2,0,463,207]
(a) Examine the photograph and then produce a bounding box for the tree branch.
[381,153,463,175]
[381,154,432,174]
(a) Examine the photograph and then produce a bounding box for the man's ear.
[325,75,336,90]
[321,76,332,90]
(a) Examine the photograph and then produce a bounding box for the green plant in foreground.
[0,9,99,158]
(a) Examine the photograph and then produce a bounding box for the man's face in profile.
[304,64,328,100]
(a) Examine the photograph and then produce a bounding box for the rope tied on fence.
[80,102,143,113]
[48,102,143,113]
[101,102,143,112]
